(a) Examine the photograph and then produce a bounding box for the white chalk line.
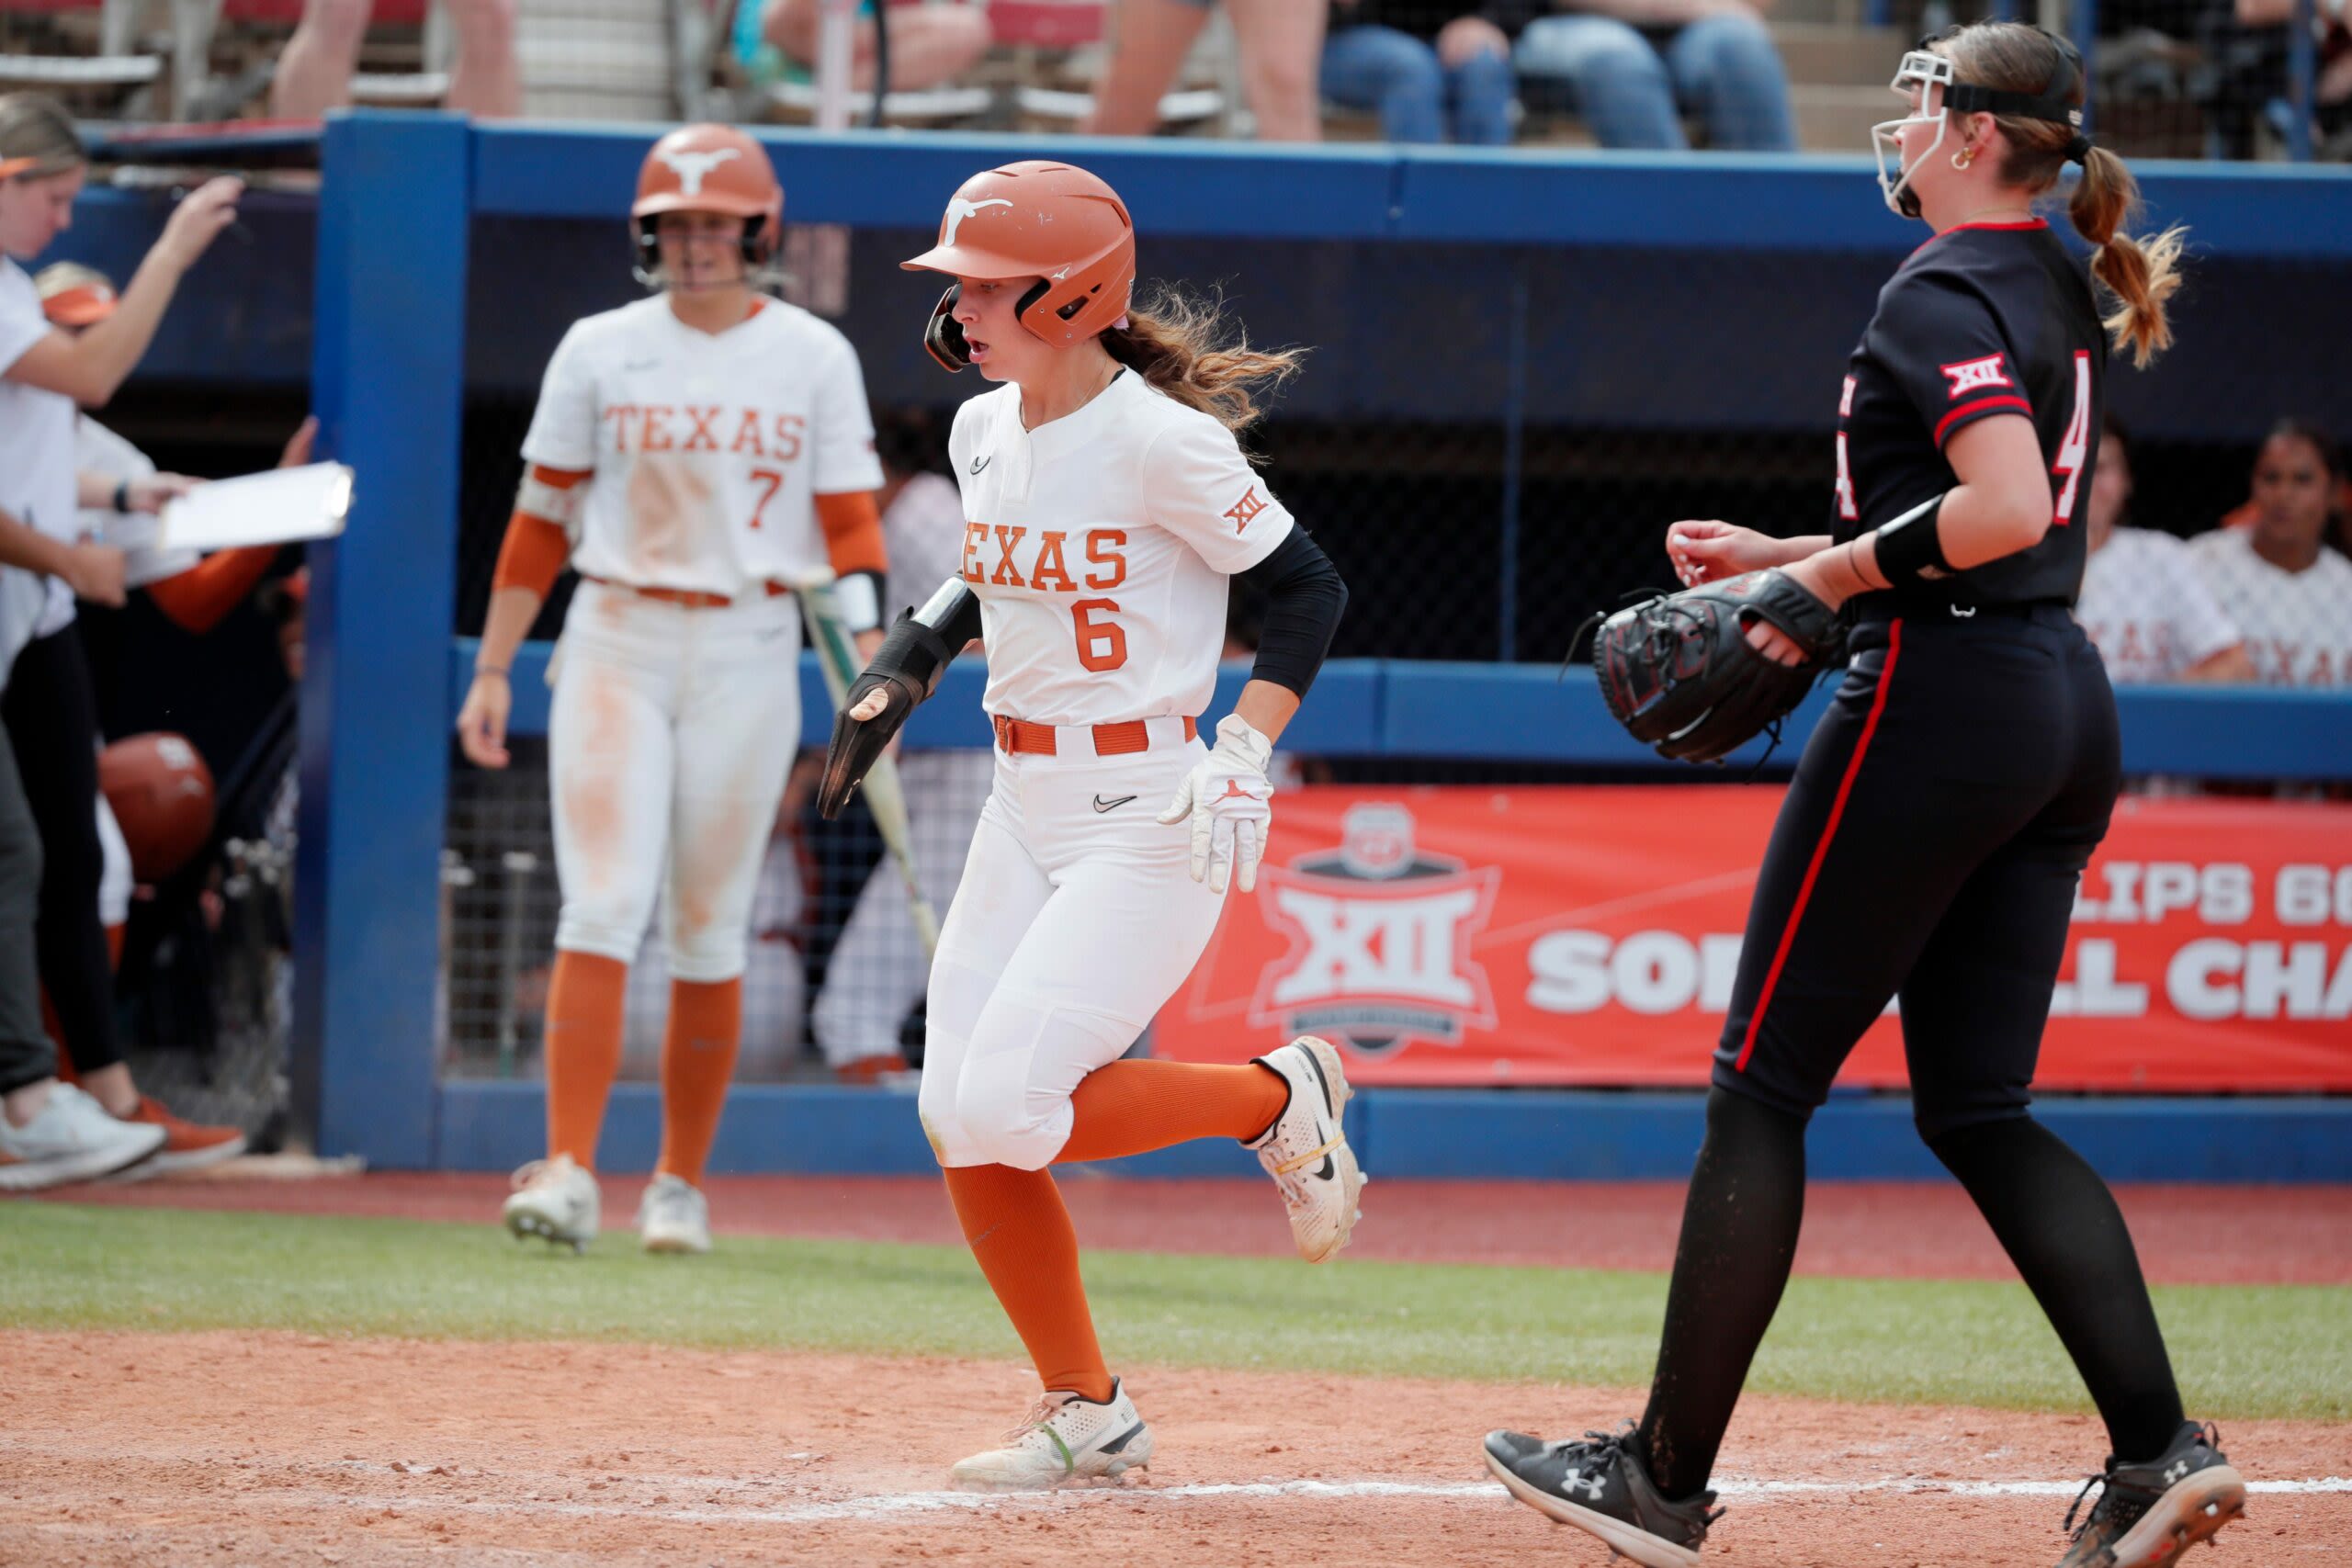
[250,1467,2352,1528]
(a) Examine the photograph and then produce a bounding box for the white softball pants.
[547,581,801,984]
[918,721,1227,1171]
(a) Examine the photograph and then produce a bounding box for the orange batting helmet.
[901,161,1136,371]
[98,732,215,883]
[34,260,117,326]
[631,124,782,286]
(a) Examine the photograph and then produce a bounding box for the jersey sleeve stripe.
[1932,394,2033,448]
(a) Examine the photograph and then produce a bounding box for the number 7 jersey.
[947,369,1294,724]
[1832,218,2106,609]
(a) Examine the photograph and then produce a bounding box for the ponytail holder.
[2064,132,2093,164]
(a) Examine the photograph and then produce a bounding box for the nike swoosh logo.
[1311,1154,1336,1181]
[1096,1420,1148,1456]
[1092,794,1136,813]
[970,454,991,475]
[623,359,660,371]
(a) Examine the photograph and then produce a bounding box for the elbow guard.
[817,578,981,818]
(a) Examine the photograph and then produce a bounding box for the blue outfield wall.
[279,117,2352,1182]
[433,1083,2352,1184]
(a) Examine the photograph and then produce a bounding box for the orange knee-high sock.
[656,976,741,1187]
[543,949,628,1170]
[1054,1060,1290,1166]
[942,1164,1114,1404]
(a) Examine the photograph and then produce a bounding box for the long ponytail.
[1101,284,1306,441]
[2066,144,2186,368]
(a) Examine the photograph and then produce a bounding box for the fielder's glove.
[1157,714,1275,895]
[1591,569,1839,764]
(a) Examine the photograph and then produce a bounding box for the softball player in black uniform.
[1481,23,2245,1568]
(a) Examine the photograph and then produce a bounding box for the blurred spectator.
[1510,0,1796,151]
[810,408,987,1082]
[272,0,521,119]
[2223,0,2352,158]
[1083,0,1327,141]
[2190,420,2352,686]
[3,96,248,1172]
[0,507,164,1190]
[762,0,993,94]
[2074,416,2254,683]
[1321,2,1519,144]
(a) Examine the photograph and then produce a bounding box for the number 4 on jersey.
[2050,350,2093,525]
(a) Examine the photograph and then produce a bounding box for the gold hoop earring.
[1951,144,1977,170]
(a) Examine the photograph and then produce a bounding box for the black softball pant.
[0,622,124,1076]
[1713,603,2120,1140]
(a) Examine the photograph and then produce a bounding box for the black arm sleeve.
[1236,526,1347,698]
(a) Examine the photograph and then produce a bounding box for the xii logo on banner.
[1248,804,1499,1056]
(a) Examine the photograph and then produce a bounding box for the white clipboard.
[155,463,355,554]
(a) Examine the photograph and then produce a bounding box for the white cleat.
[636,1172,711,1255]
[1245,1035,1367,1263]
[0,1083,167,1191]
[949,1379,1155,1493]
[503,1155,600,1253]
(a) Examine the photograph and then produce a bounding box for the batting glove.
[1157,715,1275,895]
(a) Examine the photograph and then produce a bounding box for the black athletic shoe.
[2056,1421,2246,1568]
[1483,1422,1721,1568]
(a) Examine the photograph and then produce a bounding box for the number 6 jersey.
[947,368,1294,725]
[1831,218,2106,609]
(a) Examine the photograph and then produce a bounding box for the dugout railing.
[290,115,2352,1179]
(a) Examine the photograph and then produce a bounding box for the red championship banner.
[1153,787,2352,1092]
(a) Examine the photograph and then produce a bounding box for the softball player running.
[1482,26,2237,1568]
[820,160,1358,1491]
[458,124,886,1256]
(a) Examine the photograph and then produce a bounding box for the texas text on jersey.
[1832,219,2106,609]
[946,368,1293,727]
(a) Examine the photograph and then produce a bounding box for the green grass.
[3,1203,2344,1421]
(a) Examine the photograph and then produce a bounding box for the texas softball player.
[457,124,886,1256]
[1482,25,2241,1568]
[820,160,1357,1491]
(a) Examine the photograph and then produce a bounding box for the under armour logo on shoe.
[1951,604,1977,618]
[1561,1468,1606,1501]
[2165,1461,2189,1484]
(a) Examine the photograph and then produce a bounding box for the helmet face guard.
[1873,49,1957,219]
[631,212,775,292]
[1871,31,2087,219]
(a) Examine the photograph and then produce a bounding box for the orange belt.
[991,715,1197,758]
[583,574,792,609]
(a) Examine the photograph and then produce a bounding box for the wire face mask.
[1871,32,2090,220]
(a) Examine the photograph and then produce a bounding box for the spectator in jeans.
[273,0,521,118]
[1321,2,1519,145]
[761,0,992,94]
[0,514,165,1190]
[2074,415,2253,683]
[2191,420,2352,687]
[1082,0,1327,141]
[1511,0,1796,150]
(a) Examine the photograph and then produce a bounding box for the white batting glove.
[1157,715,1275,895]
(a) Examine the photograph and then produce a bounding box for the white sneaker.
[1245,1035,1367,1263]
[636,1173,710,1255]
[0,1083,167,1191]
[503,1155,600,1252]
[949,1379,1154,1492]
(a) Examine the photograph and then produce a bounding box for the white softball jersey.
[2074,527,2243,683]
[945,370,1293,726]
[0,257,82,640]
[520,294,882,598]
[2188,527,2352,688]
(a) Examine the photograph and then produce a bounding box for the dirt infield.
[45,1169,2352,1284]
[3,1330,2345,1568]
